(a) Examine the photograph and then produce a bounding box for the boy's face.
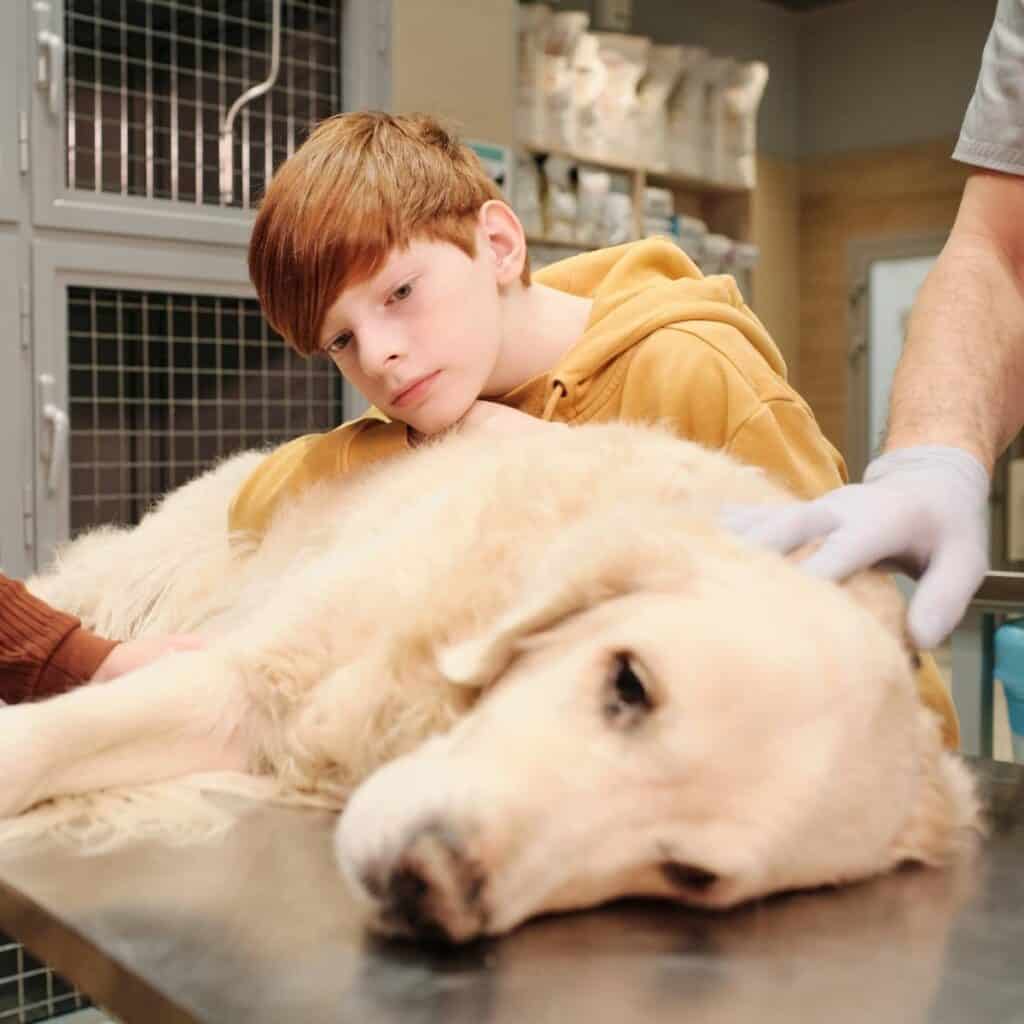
[318,232,509,436]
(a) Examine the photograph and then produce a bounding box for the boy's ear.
[478,200,527,287]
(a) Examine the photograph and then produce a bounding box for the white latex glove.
[720,446,990,650]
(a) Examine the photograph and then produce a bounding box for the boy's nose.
[358,330,406,378]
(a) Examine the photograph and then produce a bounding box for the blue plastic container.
[993,618,1024,762]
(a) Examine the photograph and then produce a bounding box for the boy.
[231,111,957,747]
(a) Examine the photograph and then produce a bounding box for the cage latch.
[219,0,282,206]
[38,373,68,496]
[33,1,63,117]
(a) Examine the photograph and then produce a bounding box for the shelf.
[520,140,751,196]
[525,235,598,251]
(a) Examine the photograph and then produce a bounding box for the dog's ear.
[438,576,612,689]
[888,709,983,866]
[437,516,681,690]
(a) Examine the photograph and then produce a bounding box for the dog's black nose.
[378,821,487,943]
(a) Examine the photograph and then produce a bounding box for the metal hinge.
[23,483,34,551]
[18,284,30,351]
[18,111,29,174]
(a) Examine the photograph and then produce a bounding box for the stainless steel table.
[0,759,1021,1024]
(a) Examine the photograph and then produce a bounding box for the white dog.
[0,423,980,942]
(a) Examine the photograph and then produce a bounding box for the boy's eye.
[391,282,413,302]
[326,332,352,354]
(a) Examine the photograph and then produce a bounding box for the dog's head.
[334,516,980,943]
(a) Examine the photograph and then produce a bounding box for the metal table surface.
[0,759,1021,1024]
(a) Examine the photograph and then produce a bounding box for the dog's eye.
[604,653,654,727]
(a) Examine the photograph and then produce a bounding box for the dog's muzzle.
[361,819,489,944]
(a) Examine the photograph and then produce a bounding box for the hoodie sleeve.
[0,575,118,703]
[622,327,847,499]
[726,401,847,499]
[228,415,410,538]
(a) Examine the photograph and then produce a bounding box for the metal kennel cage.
[0,0,388,1018]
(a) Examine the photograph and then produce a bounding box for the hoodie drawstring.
[542,380,567,422]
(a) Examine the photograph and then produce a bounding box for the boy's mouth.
[392,371,440,407]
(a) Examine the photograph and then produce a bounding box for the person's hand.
[90,634,206,682]
[455,400,569,438]
[719,445,990,649]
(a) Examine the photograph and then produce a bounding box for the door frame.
[845,233,947,480]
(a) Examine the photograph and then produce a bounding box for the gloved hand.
[720,446,990,650]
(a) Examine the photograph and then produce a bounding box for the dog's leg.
[0,649,252,818]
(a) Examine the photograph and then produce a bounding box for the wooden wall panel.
[797,139,969,454]
[752,154,802,385]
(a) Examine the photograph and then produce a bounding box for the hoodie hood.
[530,237,786,410]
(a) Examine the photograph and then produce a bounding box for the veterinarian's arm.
[723,171,1024,649]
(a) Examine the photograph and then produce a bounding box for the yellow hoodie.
[228,237,957,747]
[230,238,846,533]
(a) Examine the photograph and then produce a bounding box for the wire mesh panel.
[0,934,91,1023]
[67,285,344,535]
[65,0,339,208]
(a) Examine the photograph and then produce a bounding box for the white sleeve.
[954,0,1024,175]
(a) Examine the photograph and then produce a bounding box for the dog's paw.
[0,704,48,818]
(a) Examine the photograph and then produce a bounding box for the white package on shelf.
[541,11,590,150]
[543,154,578,241]
[643,186,674,219]
[573,34,610,158]
[577,166,612,246]
[675,214,708,263]
[700,232,733,274]
[727,241,761,301]
[513,153,544,237]
[590,33,651,162]
[517,4,552,146]
[636,44,686,171]
[605,193,635,244]
[721,61,770,188]
[702,56,738,184]
[666,46,711,179]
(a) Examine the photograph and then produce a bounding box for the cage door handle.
[39,374,69,496]
[33,1,64,116]
[220,0,282,205]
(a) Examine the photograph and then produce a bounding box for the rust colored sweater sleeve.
[0,575,117,704]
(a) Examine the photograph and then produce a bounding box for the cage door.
[30,0,343,245]
[0,3,24,224]
[32,236,349,567]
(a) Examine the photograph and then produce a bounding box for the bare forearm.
[885,174,1024,473]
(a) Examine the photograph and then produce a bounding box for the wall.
[752,154,802,381]
[798,0,995,159]
[390,0,518,145]
[798,139,969,451]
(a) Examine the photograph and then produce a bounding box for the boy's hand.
[91,634,207,682]
[456,401,569,438]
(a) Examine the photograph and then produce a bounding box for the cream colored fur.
[0,422,981,941]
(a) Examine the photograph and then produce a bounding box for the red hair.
[249,111,530,355]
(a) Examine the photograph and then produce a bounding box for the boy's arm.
[228,415,410,538]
